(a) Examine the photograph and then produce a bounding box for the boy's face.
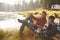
[48,18,52,23]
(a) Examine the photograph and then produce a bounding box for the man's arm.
[31,15,38,20]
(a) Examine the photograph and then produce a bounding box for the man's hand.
[34,28,41,33]
[37,25,41,28]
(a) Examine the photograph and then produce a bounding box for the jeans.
[20,16,35,33]
[43,29,56,36]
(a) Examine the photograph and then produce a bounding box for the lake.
[0,12,26,31]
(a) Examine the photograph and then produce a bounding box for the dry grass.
[1,28,35,40]
[0,27,60,40]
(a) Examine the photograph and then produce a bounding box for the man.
[31,11,47,31]
[18,11,47,34]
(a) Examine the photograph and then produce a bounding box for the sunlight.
[0,0,37,5]
[0,0,22,5]
[25,0,31,4]
[0,19,20,30]
[25,0,36,4]
[33,0,36,3]
[0,13,26,30]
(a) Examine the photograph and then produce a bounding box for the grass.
[0,27,60,40]
[0,27,35,40]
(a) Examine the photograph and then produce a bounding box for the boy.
[43,16,57,36]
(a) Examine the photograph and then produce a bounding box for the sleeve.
[52,23,57,31]
[42,18,47,26]
[44,18,47,24]
[47,23,57,30]
[31,15,38,20]
[47,24,52,30]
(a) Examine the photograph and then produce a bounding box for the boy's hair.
[49,16,55,21]
[42,11,47,15]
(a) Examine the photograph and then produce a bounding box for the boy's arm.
[46,24,52,30]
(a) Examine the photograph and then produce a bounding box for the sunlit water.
[0,12,26,31]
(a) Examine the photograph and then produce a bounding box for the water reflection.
[0,12,26,31]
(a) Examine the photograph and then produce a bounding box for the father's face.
[41,13,46,17]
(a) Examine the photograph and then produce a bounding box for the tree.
[40,0,60,9]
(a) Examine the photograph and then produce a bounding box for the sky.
[0,0,36,5]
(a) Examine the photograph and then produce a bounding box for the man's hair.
[49,16,55,21]
[42,11,47,15]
